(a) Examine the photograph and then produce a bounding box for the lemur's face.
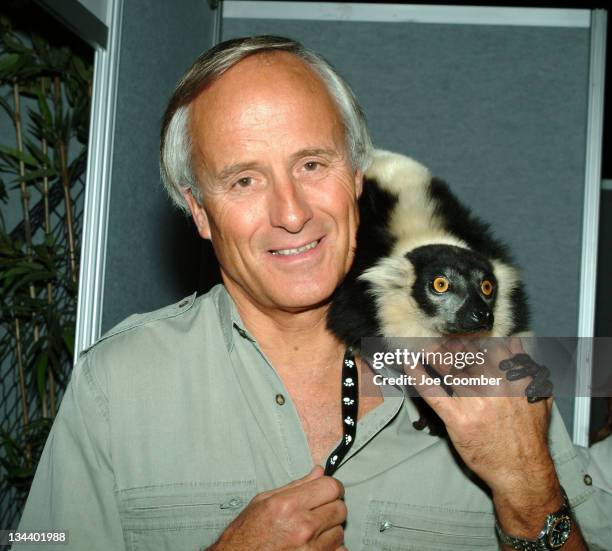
[406,245,497,335]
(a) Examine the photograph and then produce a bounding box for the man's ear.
[355,170,364,199]
[183,188,211,240]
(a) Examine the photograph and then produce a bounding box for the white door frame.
[74,0,123,358]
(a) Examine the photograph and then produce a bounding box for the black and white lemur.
[327,150,533,432]
[327,149,530,345]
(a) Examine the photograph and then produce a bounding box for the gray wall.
[101,1,218,331]
[222,18,590,339]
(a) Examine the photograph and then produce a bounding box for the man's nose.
[268,174,313,233]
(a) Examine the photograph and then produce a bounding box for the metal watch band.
[495,487,573,550]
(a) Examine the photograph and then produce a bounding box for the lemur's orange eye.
[432,277,449,293]
[481,279,494,296]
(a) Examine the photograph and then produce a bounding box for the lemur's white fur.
[359,149,527,338]
[365,150,468,256]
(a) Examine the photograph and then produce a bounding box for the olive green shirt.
[15,284,612,550]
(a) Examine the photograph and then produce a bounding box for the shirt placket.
[228,328,314,481]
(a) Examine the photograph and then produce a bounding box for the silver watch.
[495,487,573,550]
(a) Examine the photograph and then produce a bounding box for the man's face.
[185,52,362,313]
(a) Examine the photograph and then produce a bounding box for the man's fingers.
[507,335,525,355]
[410,361,452,399]
[255,465,324,500]
[281,465,324,491]
[301,465,325,482]
[297,475,345,510]
[309,499,347,537]
[314,524,345,550]
[409,361,457,422]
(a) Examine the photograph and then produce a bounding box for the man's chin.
[263,282,336,313]
[222,271,339,314]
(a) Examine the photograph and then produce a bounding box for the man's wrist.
[495,486,575,550]
[491,464,562,538]
[491,453,563,538]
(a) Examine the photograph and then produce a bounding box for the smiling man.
[15,36,610,551]
[184,49,361,321]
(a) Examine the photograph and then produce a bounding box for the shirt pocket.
[117,480,256,551]
[362,500,500,550]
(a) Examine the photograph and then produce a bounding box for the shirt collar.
[214,284,256,352]
[401,390,421,424]
[362,367,421,425]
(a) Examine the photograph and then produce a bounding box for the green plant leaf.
[31,34,49,58]
[27,111,57,144]
[0,429,20,464]
[62,327,75,357]
[1,265,32,285]
[11,270,55,292]
[0,177,7,202]
[34,353,49,402]
[0,145,38,167]
[10,168,58,184]
[8,467,34,479]
[0,52,20,78]
[36,89,53,126]
[24,138,53,166]
[2,32,30,55]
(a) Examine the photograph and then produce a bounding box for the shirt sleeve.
[12,351,126,550]
[572,437,612,551]
[545,403,612,551]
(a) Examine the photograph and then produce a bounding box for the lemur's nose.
[470,309,494,330]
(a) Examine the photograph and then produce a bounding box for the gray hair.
[160,35,373,212]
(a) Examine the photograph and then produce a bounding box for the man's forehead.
[194,51,331,113]
[218,50,321,87]
[188,51,345,174]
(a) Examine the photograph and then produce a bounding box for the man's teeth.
[271,240,319,256]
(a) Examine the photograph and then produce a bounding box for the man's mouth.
[269,239,321,256]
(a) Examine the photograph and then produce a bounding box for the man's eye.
[304,161,320,171]
[233,177,252,188]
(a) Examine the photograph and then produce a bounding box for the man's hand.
[409,338,587,548]
[208,465,347,551]
[411,338,553,490]
[410,341,555,528]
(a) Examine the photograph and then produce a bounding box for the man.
[15,36,610,550]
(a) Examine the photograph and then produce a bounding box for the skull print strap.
[324,346,359,476]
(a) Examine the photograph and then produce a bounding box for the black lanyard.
[324,346,359,476]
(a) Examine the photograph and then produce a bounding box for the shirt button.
[275,394,286,406]
[178,299,189,308]
[583,474,592,486]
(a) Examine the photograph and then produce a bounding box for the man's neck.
[225,282,345,382]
